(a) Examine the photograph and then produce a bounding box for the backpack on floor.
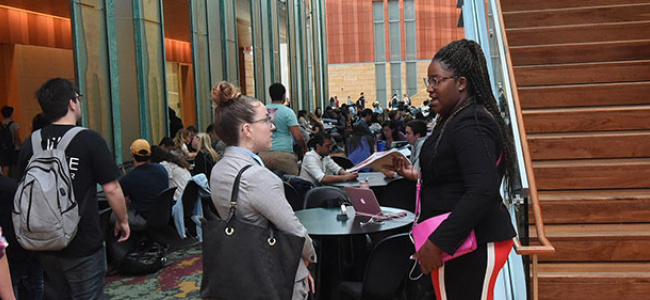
[118,239,167,275]
[12,127,85,251]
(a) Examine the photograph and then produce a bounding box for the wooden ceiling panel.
[162,0,191,42]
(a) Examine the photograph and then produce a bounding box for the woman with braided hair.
[388,39,516,299]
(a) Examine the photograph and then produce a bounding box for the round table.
[329,172,402,188]
[295,206,414,236]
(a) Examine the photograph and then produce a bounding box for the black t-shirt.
[17,125,120,257]
[119,163,168,219]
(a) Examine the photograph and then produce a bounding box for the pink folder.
[411,212,477,262]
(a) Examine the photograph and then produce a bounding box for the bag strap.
[225,165,254,223]
[31,129,42,155]
[57,127,85,151]
[31,127,85,155]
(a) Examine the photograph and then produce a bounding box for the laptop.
[344,186,407,220]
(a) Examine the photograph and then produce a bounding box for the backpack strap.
[31,127,86,155]
[57,127,86,151]
[31,129,43,155]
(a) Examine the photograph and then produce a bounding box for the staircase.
[499,0,650,299]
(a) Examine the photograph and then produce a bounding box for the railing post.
[532,254,539,300]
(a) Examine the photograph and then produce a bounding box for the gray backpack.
[12,127,85,251]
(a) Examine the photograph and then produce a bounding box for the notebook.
[344,186,407,220]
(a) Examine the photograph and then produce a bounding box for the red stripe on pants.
[431,239,513,300]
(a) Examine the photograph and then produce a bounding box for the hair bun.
[211,81,241,106]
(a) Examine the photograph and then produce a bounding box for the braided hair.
[433,39,516,181]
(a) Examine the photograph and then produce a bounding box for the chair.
[379,178,416,213]
[143,187,201,250]
[304,186,350,209]
[338,233,413,300]
[332,156,355,170]
[283,182,304,211]
[145,187,177,229]
[179,178,210,238]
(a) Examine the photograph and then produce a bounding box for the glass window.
[375,63,387,107]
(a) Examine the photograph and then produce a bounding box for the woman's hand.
[413,239,443,274]
[383,156,418,181]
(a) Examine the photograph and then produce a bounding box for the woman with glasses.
[389,39,516,300]
[209,81,316,299]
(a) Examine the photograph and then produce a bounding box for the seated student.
[206,124,227,157]
[172,129,196,160]
[192,133,219,180]
[158,136,175,152]
[299,132,358,186]
[346,124,375,172]
[405,119,428,169]
[354,108,373,136]
[150,146,191,202]
[119,139,169,231]
[378,120,407,150]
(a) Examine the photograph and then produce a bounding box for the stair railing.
[462,0,555,299]
[487,0,556,299]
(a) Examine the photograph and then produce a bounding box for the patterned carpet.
[104,245,203,299]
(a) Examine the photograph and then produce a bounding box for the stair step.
[523,106,650,133]
[500,0,650,12]
[533,158,650,190]
[503,4,650,28]
[528,131,650,160]
[507,21,650,47]
[510,40,650,66]
[531,224,650,261]
[533,223,650,240]
[536,189,650,223]
[538,263,650,299]
[514,60,650,86]
[518,82,650,109]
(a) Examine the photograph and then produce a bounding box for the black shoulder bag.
[200,165,305,300]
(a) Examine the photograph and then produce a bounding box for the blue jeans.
[39,246,107,300]
[10,255,44,300]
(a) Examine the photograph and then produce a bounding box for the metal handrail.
[490,0,554,255]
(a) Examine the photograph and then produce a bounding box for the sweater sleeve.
[245,168,317,263]
[429,109,502,255]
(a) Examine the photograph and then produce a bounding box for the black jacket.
[419,102,516,255]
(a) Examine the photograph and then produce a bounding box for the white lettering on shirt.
[44,137,79,180]
[68,157,79,180]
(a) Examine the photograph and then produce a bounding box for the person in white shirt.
[299,133,358,186]
[405,119,428,170]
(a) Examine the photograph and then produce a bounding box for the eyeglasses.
[73,94,83,102]
[423,76,458,88]
[251,116,274,127]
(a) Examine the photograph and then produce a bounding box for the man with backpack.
[0,106,21,176]
[15,78,130,299]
